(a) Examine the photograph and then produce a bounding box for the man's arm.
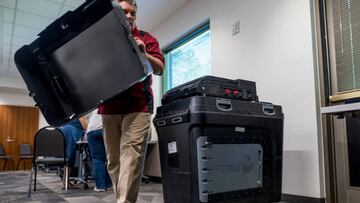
[134,37,165,75]
[146,53,164,75]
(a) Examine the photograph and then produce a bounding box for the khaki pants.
[102,112,150,203]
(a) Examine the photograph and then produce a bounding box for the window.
[330,0,360,93]
[163,24,211,93]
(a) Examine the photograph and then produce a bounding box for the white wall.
[150,75,163,141]
[0,76,48,129]
[151,0,323,198]
[0,75,26,89]
[0,92,33,106]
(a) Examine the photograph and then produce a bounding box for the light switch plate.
[232,20,240,35]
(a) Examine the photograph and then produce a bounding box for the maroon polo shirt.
[98,28,164,114]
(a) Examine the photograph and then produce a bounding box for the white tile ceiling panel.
[11,68,19,73]
[10,59,16,68]
[0,66,8,73]
[14,24,39,39]
[18,0,62,18]
[0,0,16,8]
[64,0,84,8]
[1,52,8,62]
[58,5,76,17]
[5,53,14,64]
[4,8,14,22]
[2,59,10,67]
[2,55,10,65]
[2,61,9,68]
[11,44,23,53]
[11,35,33,47]
[0,7,3,32]
[2,58,9,67]
[0,6,3,19]
[11,46,22,55]
[10,54,17,66]
[3,55,10,64]
[3,22,13,34]
[2,52,10,58]
[9,71,20,76]
[48,0,66,4]
[9,73,21,79]
[11,44,25,55]
[2,44,10,53]
[3,34,11,44]
[15,11,53,29]
[12,68,20,74]
[9,68,19,74]
[0,63,7,69]
[7,58,14,67]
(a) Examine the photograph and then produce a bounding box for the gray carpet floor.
[0,171,296,203]
[0,171,163,203]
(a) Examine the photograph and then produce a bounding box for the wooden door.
[0,105,39,170]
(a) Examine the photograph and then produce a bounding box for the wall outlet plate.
[232,20,240,35]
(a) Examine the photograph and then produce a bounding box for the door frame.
[312,0,338,202]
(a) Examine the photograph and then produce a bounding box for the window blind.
[332,0,360,92]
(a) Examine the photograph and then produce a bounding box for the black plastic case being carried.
[154,96,284,203]
[14,0,152,126]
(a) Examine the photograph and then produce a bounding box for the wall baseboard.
[282,194,325,203]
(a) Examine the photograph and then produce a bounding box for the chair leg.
[24,159,30,170]
[28,165,34,197]
[64,165,69,194]
[11,159,15,171]
[34,164,37,191]
[2,159,7,170]
[16,159,21,170]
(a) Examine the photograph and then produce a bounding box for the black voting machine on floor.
[154,76,284,203]
[14,0,152,126]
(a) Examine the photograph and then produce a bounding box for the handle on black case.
[261,102,275,115]
[216,98,232,111]
[171,117,183,124]
[156,120,166,126]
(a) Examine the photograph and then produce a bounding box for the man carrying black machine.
[98,0,165,202]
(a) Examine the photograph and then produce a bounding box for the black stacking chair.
[28,126,69,197]
[0,143,13,171]
[17,144,33,170]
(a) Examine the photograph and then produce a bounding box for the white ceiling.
[0,0,190,79]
